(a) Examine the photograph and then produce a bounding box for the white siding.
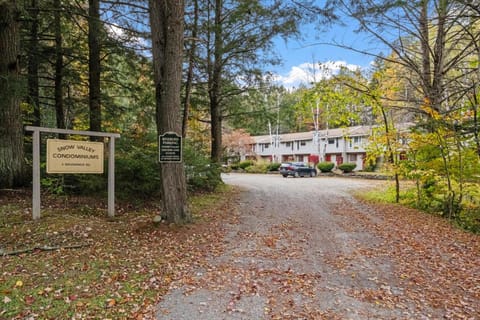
[246,126,374,170]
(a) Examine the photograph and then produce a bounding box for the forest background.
[1,0,480,231]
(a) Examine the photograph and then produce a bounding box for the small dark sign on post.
[159,132,182,163]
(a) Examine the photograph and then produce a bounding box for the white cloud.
[107,24,125,38]
[107,24,150,55]
[273,60,362,89]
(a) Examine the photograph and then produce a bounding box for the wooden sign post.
[25,126,120,220]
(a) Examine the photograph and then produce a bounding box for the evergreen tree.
[149,0,191,224]
[0,0,27,188]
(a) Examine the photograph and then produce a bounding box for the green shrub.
[40,162,68,195]
[230,163,240,170]
[59,149,160,200]
[267,162,281,171]
[338,162,356,173]
[221,165,232,173]
[317,162,334,173]
[363,159,377,172]
[41,175,66,195]
[72,174,107,195]
[114,154,160,199]
[40,163,109,197]
[245,163,269,173]
[457,208,480,234]
[38,137,225,199]
[66,138,161,199]
[238,160,254,170]
[185,163,222,192]
[183,144,223,192]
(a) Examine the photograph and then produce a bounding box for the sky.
[270,20,385,89]
[105,3,386,90]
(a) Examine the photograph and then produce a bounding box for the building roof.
[252,125,373,143]
[250,123,415,144]
[319,125,371,138]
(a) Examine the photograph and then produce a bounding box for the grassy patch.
[0,186,238,319]
[356,181,480,233]
[190,184,233,211]
[359,184,400,204]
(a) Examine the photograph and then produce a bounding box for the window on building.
[349,154,357,162]
[328,138,335,144]
[286,142,291,147]
[300,141,306,146]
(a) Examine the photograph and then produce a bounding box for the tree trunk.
[54,0,66,134]
[431,0,447,112]
[380,102,400,203]
[182,0,199,139]
[88,0,101,137]
[149,0,191,224]
[27,0,40,126]
[473,92,480,157]
[473,43,480,157]
[419,0,447,114]
[210,97,223,163]
[209,0,224,164]
[419,0,433,108]
[0,0,27,188]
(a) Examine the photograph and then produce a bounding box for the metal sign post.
[25,126,120,220]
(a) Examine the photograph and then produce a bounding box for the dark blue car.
[279,162,317,178]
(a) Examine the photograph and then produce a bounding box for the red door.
[336,155,343,165]
[308,155,319,164]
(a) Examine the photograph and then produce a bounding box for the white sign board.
[46,139,104,174]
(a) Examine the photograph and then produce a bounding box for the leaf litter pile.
[1,186,479,319]
[155,192,479,320]
[337,200,480,319]
[0,188,237,319]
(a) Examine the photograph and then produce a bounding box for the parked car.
[279,162,317,178]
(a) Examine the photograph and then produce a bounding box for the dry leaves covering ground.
[157,174,479,319]
[0,188,237,319]
[1,175,479,320]
[340,200,480,319]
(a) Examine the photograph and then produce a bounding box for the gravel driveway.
[156,173,479,319]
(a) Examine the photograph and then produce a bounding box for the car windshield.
[293,162,307,167]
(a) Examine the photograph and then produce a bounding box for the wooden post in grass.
[25,126,120,220]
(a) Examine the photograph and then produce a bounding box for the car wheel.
[282,174,288,178]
